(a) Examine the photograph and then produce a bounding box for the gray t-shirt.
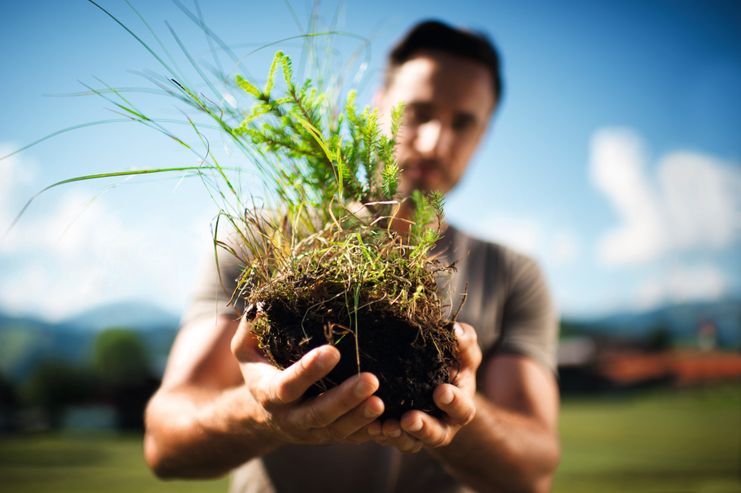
[182,223,558,493]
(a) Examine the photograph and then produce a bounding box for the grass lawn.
[1,383,739,492]
[0,433,227,493]
[555,383,741,493]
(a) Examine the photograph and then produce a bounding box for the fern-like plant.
[5,3,461,418]
[225,51,457,418]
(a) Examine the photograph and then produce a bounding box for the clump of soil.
[241,230,459,419]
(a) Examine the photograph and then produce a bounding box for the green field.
[1,384,739,492]
[555,384,741,493]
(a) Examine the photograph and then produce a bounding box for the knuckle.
[255,390,272,409]
[336,387,362,410]
[330,426,352,441]
[296,355,312,377]
[230,335,247,361]
[230,319,251,359]
[274,378,296,404]
[254,380,276,407]
[434,436,448,448]
[302,405,329,429]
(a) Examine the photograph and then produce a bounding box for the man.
[144,20,560,493]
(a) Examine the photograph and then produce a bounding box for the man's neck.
[389,201,414,238]
[388,199,448,240]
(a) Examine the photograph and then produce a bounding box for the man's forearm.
[429,394,560,493]
[144,385,280,479]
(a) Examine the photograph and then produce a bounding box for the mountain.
[0,314,93,380]
[0,301,180,381]
[62,300,180,332]
[2,298,739,384]
[571,298,741,348]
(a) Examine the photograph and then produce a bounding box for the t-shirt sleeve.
[494,252,559,374]
[180,246,244,328]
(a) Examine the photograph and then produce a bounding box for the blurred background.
[1,1,739,492]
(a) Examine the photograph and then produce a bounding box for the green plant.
[5,1,461,418]
[225,50,457,417]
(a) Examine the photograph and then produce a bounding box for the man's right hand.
[230,316,385,445]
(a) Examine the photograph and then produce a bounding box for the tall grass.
[3,1,458,385]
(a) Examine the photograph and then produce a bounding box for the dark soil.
[251,290,457,419]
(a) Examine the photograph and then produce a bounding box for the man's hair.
[385,20,504,106]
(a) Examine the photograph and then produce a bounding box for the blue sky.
[1,0,739,321]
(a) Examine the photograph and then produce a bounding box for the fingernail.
[364,404,381,419]
[387,428,401,438]
[407,419,422,432]
[355,379,375,398]
[307,347,325,369]
[454,323,464,338]
[440,388,454,405]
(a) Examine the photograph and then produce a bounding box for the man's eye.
[452,116,475,132]
[407,107,433,124]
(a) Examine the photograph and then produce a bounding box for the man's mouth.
[402,160,443,180]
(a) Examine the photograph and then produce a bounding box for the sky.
[1,0,740,322]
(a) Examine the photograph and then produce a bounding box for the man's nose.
[415,120,450,158]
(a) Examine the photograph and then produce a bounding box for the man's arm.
[144,315,385,479]
[144,314,271,478]
[433,354,559,492]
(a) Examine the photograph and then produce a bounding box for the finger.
[400,410,451,448]
[451,357,478,395]
[329,396,384,439]
[270,346,340,404]
[381,419,403,438]
[366,420,383,437]
[285,372,379,429]
[433,384,476,426]
[451,323,481,393]
[374,428,423,453]
[455,323,481,368]
[231,317,262,362]
[344,426,373,444]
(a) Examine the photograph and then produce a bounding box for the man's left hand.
[368,322,482,452]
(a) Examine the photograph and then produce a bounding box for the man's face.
[378,50,496,196]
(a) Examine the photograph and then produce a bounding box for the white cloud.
[551,231,582,266]
[0,144,215,320]
[590,128,741,266]
[0,145,37,230]
[658,151,741,250]
[635,263,729,310]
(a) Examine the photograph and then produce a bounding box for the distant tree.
[93,328,151,386]
[23,360,96,429]
[559,319,590,338]
[92,328,158,429]
[645,325,673,352]
[0,370,18,432]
